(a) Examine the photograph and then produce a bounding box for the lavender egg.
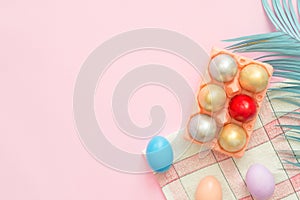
[245,164,275,200]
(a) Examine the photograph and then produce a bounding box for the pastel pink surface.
[0,0,272,200]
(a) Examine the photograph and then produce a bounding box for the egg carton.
[185,48,273,158]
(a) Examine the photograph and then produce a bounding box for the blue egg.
[146,136,174,173]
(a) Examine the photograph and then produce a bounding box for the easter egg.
[218,123,247,153]
[188,113,217,143]
[198,84,227,112]
[146,136,173,173]
[229,94,257,122]
[245,164,275,200]
[195,176,222,200]
[239,64,269,93]
[209,54,238,82]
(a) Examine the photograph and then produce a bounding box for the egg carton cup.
[185,47,273,158]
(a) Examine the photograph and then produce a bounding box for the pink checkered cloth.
[155,92,300,200]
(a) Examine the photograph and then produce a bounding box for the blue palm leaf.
[284,160,300,167]
[287,130,300,134]
[225,0,300,167]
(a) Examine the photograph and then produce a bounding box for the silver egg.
[188,113,217,143]
[209,54,238,82]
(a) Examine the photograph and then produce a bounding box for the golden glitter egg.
[198,84,226,112]
[218,124,247,153]
[239,64,269,93]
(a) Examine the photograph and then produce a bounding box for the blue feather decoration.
[225,0,300,167]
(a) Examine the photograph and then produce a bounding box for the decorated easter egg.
[146,136,173,173]
[245,164,275,200]
[229,94,257,122]
[198,84,227,112]
[188,113,217,143]
[218,123,247,153]
[209,54,238,82]
[239,64,269,93]
[195,176,222,200]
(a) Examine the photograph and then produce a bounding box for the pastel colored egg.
[209,54,238,82]
[188,113,217,143]
[195,176,222,200]
[146,136,173,173]
[239,64,269,93]
[198,84,227,112]
[245,164,275,200]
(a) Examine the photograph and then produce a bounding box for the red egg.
[229,94,257,122]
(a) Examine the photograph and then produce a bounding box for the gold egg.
[218,124,247,153]
[239,64,269,93]
[198,84,227,112]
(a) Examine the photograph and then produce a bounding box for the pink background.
[0,0,273,199]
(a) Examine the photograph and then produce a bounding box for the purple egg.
[245,164,275,200]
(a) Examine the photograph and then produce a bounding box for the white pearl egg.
[209,54,238,82]
[188,113,217,143]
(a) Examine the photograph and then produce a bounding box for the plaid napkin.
[154,90,300,200]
